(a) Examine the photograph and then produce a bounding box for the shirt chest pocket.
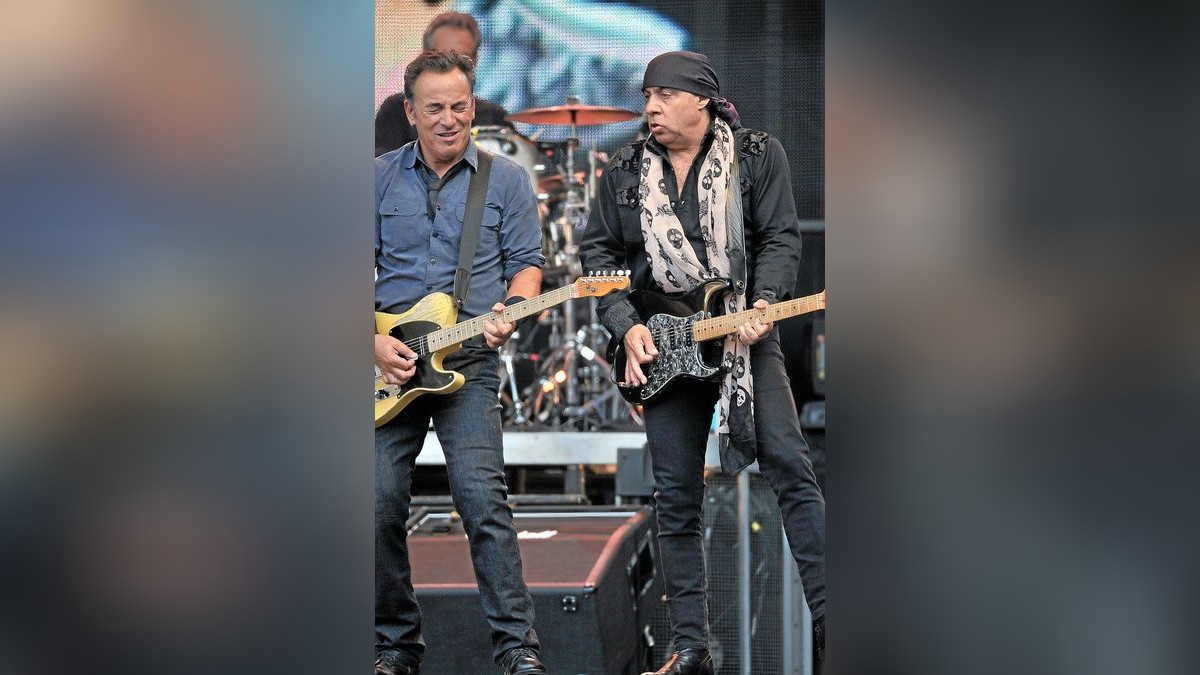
[614,182,646,244]
[454,202,503,250]
[378,195,427,251]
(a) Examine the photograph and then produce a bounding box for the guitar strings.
[385,276,633,356]
[648,299,821,342]
[398,334,430,356]
[392,296,556,356]
[635,300,822,349]
[393,284,806,353]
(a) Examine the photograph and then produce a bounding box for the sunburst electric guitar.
[610,278,825,404]
[374,272,630,427]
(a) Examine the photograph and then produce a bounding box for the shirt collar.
[408,138,480,173]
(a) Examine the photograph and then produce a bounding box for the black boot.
[641,648,714,675]
[499,647,547,674]
[375,652,419,675]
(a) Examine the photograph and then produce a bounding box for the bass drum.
[472,126,543,197]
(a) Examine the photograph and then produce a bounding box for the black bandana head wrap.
[642,50,741,129]
[643,50,720,99]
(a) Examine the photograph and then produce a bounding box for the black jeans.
[644,331,826,650]
[375,350,539,666]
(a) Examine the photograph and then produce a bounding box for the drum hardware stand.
[543,98,589,424]
[514,297,643,431]
[498,336,529,426]
[499,99,644,431]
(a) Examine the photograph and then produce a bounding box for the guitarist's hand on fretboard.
[733,298,775,346]
[622,324,660,387]
[482,302,517,349]
[376,333,417,385]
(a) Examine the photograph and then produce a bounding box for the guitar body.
[374,293,465,428]
[611,279,731,404]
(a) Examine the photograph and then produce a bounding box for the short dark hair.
[422,12,482,55]
[403,50,476,102]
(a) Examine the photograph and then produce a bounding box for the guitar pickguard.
[639,312,724,400]
[611,279,732,405]
[613,311,727,404]
[386,320,454,392]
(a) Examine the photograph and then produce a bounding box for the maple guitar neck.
[692,292,826,342]
[424,285,576,352]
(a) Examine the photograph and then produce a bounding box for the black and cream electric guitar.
[610,278,825,404]
[374,272,629,427]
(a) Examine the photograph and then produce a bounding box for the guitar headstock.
[818,288,826,309]
[573,270,631,298]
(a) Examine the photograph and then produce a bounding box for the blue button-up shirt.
[375,141,545,318]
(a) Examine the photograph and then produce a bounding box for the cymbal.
[507,104,640,126]
[538,169,602,192]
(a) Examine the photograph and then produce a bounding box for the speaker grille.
[649,473,794,673]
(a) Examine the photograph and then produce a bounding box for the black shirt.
[374,93,512,157]
[579,122,803,341]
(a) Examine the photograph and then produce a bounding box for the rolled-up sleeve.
[496,163,546,281]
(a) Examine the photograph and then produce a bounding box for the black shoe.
[641,648,714,675]
[499,647,547,674]
[375,653,419,675]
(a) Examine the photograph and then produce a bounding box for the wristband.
[502,295,535,334]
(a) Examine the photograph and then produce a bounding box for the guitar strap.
[724,150,747,295]
[453,148,493,311]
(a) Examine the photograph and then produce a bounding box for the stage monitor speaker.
[616,445,656,498]
[409,507,662,675]
[811,315,825,397]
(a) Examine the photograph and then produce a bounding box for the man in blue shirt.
[374,51,547,675]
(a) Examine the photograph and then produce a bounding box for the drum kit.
[479,102,645,431]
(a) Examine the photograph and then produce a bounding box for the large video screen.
[377,0,822,219]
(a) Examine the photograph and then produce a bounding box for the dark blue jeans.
[375,350,539,666]
[643,331,826,650]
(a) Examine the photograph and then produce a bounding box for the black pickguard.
[611,279,731,404]
[384,319,455,396]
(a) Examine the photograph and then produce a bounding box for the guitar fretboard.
[692,292,825,342]
[427,285,576,352]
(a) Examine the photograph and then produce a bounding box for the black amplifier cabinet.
[408,507,662,675]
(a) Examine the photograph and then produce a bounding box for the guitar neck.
[427,286,575,351]
[692,292,825,342]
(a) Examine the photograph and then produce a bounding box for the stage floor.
[417,430,722,467]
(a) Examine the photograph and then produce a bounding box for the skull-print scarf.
[638,118,757,475]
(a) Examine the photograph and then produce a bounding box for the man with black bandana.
[580,51,825,675]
